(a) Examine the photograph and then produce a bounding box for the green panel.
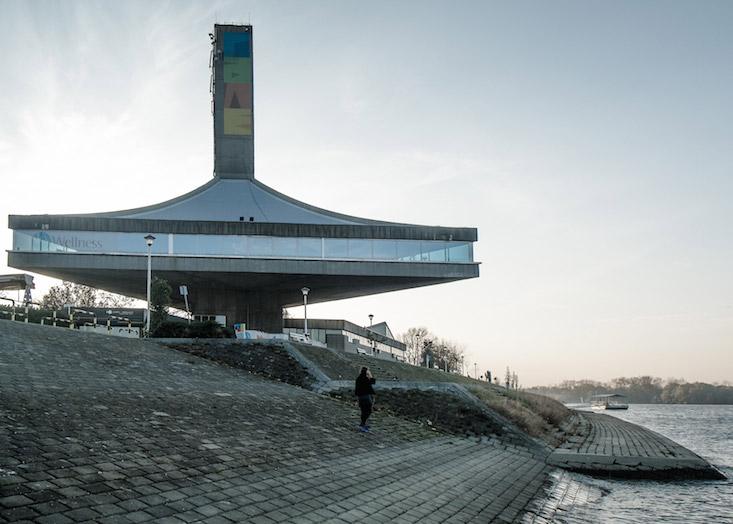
[223,57,251,83]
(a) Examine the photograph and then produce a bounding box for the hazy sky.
[1,1,731,387]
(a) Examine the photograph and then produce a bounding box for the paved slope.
[0,321,554,523]
[548,411,725,479]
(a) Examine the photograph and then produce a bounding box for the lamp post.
[368,314,374,354]
[301,287,309,340]
[145,235,155,337]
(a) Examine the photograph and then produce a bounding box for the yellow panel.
[224,108,252,135]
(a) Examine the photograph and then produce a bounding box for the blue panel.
[448,242,470,262]
[223,32,251,58]
[347,239,371,259]
[425,241,447,262]
[198,235,222,255]
[298,238,322,258]
[174,235,198,255]
[373,240,397,260]
[397,240,422,261]
[273,237,297,257]
[249,236,273,256]
[324,239,347,258]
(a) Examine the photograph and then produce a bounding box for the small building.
[283,318,406,362]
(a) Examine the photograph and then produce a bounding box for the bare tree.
[41,281,135,310]
[432,338,466,373]
[398,326,431,366]
[398,327,466,372]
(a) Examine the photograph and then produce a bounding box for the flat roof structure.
[8,24,479,332]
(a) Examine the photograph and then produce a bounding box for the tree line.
[397,326,467,374]
[528,376,733,405]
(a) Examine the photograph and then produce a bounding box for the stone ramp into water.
[548,411,725,479]
[0,320,554,523]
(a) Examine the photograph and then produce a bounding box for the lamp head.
[301,287,310,296]
[144,234,156,247]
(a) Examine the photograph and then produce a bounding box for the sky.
[1,0,731,387]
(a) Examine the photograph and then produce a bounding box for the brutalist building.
[9,25,479,333]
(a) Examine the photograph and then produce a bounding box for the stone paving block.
[115,498,151,512]
[96,515,135,524]
[36,514,75,524]
[248,515,278,524]
[1,505,42,521]
[152,516,187,524]
[91,502,128,517]
[63,506,102,521]
[55,486,89,498]
[0,494,35,507]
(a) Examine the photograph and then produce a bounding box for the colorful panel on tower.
[222,30,253,136]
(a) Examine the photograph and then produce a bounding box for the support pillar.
[193,288,283,333]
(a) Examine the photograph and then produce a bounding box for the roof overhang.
[8,251,478,309]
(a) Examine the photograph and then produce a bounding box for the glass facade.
[13,230,474,263]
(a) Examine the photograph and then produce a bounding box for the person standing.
[355,366,376,432]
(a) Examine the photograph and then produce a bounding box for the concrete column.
[193,288,283,333]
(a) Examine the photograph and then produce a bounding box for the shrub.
[185,320,233,339]
[150,320,233,339]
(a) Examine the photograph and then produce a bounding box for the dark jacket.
[355,374,376,397]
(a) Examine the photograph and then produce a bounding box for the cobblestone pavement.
[547,411,724,479]
[1,321,556,523]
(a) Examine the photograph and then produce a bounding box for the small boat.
[591,393,629,410]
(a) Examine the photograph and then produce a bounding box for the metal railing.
[1,300,139,338]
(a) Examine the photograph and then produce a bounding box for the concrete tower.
[213,24,255,178]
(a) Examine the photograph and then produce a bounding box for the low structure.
[0,273,34,305]
[283,318,407,361]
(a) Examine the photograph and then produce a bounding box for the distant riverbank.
[528,377,733,405]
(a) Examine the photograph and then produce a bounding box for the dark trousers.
[358,395,372,425]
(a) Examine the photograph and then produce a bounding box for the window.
[348,239,371,259]
[249,236,272,256]
[298,238,322,258]
[324,238,348,258]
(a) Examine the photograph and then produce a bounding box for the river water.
[540,404,733,523]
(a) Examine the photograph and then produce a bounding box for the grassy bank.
[157,337,574,445]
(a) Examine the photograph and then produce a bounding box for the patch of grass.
[292,343,489,385]
[471,387,571,442]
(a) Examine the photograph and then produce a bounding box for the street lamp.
[301,287,309,340]
[368,314,374,354]
[145,234,155,337]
